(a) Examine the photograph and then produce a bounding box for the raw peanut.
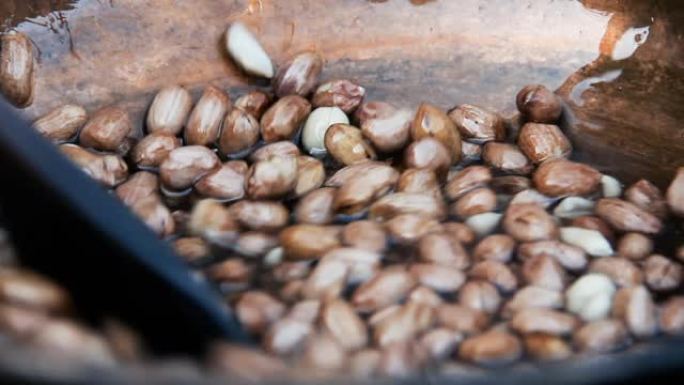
[246,156,298,199]
[301,332,347,371]
[333,163,399,215]
[131,133,181,169]
[518,240,587,272]
[458,330,522,367]
[517,123,570,163]
[398,169,441,197]
[207,257,251,285]
[188,200,238,246]
[442,222,476,245]
[294,156,325,197]
[185,86,230,145]
[565,274,616,321]
[420,328,463,361]
[465,212,502,238]
[573,320,629,353]
[445,166,492,201]
[235,291,285,334]
[349,349,381,378]
[295,187,336,225]
[369,192,446,221]
[473,234,515,263]
[667,167,684,216]
[225,22,274,78]
[407,286,444,307]
[437,304,490,334]
[461,141,483,164]
[160,146,220,191]
[354,101,396,126]
[209,344,288,381]
[625,179,668,219]
[321,299,368,351]
[482,142,532,175]
[553,197,595,219]
[301,259,348,300]
[491,175,531,194]
[322,248,381,285]
[173,237,209,263]
[411,103,462,162]
[312,79,365,113]
[273,262,310,283]
[369,305,401,327]
[301,107,349,155]
[409,263,466,293]
[146,85,192,135]
[0,268,70,313]
[234,232,278,258]
[469,261,517,293]
[280,225,341,260]
[263,317,312,354]
[342,220,387,253]
[522,255,566,291]
[418,232,470,269]
[235,90,271,119]
[29,320,115,365]
[34,105,87,142]
[273,51,323,97]
[260,95,311,142]
[448,104,505,143]
[660,297,684,335]
[404,137,452,177]
[60,144,128,187]
[324,123,376,165]
[115,171,158,206]
[80,107,133,152]
[611,285,657,338]
[361,107,413,153]
[511,309,578,336]
[570,215,615,243]
[533,159,601,197]
[643,254,682,291]
[617,233,653,260]
[130,195,175,237]
[510,189,557,208]
[503,203,558,242]
[218,108,260,156]
[589,257,642,288]
[378,340,427,378]
[0,31,34,107]
[249,141,300,162]
[502,286,563,318]
[601,175,622,198]
[452,188,497,218]
[194,161,247,201]
[523,333,572,361]
[385,214,441,245]
[352,268,416,312]
[230,201,289,232]
[516,84,562,123]
[595,198,662,234]
[374,302,434,347]
[559,227,613,257]
[0,304,48,338]
[288,300,321,324]
[458,280,501,314]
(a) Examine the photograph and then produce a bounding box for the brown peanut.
[482,142,532,175]
[533,159,602,197]
[280,225,341,260]
[404,137,452,177]
[617,233,653,260]
[418,232,470,269]
[589,257,643,288]
[131,133,181,169]
[312,79,365,113]
[643,254,682,292]
[517,123,571,164]
[458,330,522,367]
[273,51,323,97]
[160,146,220,191]
[342,220,387,253]
[595,198,662,234]
[294,156,325,197]
[146,85,192,135]
[249,141,301,162]
[294,187,336,225]
[625,179,668,219]
[503,203,558,242]
[60,144,128,187]
[0,31,34,107]
[516,84,562,123]
[445,166,492,201]
[474,234,515,263]
[448,104,505,143]
[235,91,271,119]
[33,104,87,142]
[219,108,260,156]
[386,214,442,245]
[573,320,628,353]
[246,156,298,199]
[260,95,311,142]
[452,187,497,218]
[369,192,447,221]
[80,107,133,152]
[458,280,501,314]
[185,86,230,146]
[230,200,289,232]
[194,161,247,201]
[352,268,416,312]
[324,123,376,166]
[611,285,657,338]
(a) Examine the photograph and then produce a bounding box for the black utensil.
[0,100,248,354]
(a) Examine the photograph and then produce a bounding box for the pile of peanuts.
[7,21,684,381]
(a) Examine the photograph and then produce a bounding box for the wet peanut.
[226,22,274,78]
[503,203,558,242]
[312,79,365,113]
[280,225,341,260]
[352,268,416,312]
[208,257,251,285]
[473,234,515,263]
[421,328,464,361]
[412,103,462,162]
[533,159,602,197]
[79,107,133,152]
[595,198,662,234]
[502,286,563,318]
[301,259,348,300]
[442,222,477,245]
[643,254,682,292]
[361,107,413,153]
[518,123,571,164]
[666,167,684,217]
[404,137,452,177]
[398,168,441,197]
[589,257,642,288]
[235,291,286,334]
[249,141,301,162]
[573,320,628,354]
[445,166,492,201]
[332,163,399,215]
[234,90,271,119]
[218,108,260,156]
[409,263,466,293]
[194,161,247,201]
[294,187,336,225]
[146,85,192,135]
[566,274,616,321]
[518,240,587,272]
[491,175,531,195]
[173,237,210,263]
[369,192,446,221]
[342,220,387,253]
[246,156,298,199]
[300,332,347,372]
[660,297,684,335]
[260,95,311,142]
[34,104,87,142]
[522,255,566,291]
[321,298,368,351]
[469,261,518,293]
[301,106,350,155]
[115,171,158,206]
[374,302,434,347]
[230,200,289,232]
[516,84,562,123]
[60,144,128,187]
[29,320,115,365]
[130,195,175,237]
[273,51,323,97]
[263,317,312,354]
[465,213,503,238]
[235,232,278,258]
[458,330,522,367]
[408,286,444,307]
[524,333,572,361]
[159,146,220,191]
[386,214,442,245]
[611,285,657,338]
[624,179,668,219]
[461,141,483,164]
[294,156,325,197]
[0,268,70,314]
[459,280,501,314]
[188,199,239,246]
[482,142,532,175]
[324,123,376,165]
[452,188,497,218]
[209,344,288,381]
[617,233,653,260]
[437,304,490,335]
[131,133,182,169]
[510,308,578,336]
[448,104,505,143]
[418,232,470,269]
[570,215,615,243]
[185,86,230,145]
[0,31,34,107]
[349,349,381,378]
